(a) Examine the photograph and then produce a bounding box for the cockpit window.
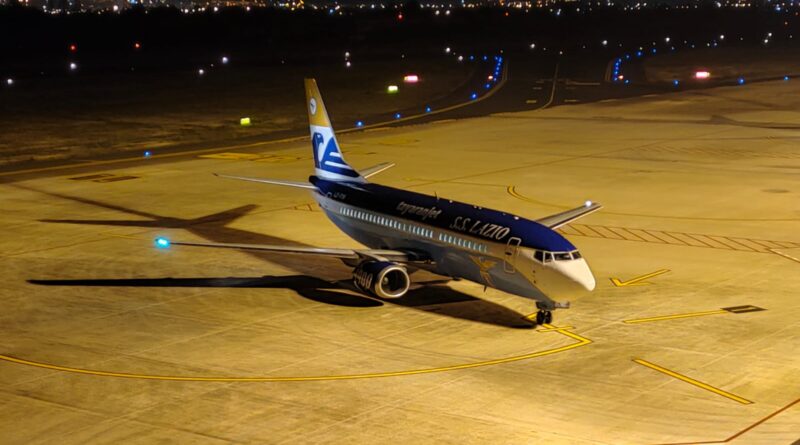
[571,250,582,259]
[533,250,545,262]
[554,252,572,261]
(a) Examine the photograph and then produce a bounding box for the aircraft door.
[504,237,521,273]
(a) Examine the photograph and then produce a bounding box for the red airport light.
[69,44,77,52]
[397,13,403,21]
[134,42,141,50]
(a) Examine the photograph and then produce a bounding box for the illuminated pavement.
[1,79,799,444]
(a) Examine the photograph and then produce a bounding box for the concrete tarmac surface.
[1,79,799,444]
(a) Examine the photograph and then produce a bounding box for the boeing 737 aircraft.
[158,79,601,324]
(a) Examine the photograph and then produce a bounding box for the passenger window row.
[437,232,488,253]
[341,207,434,239]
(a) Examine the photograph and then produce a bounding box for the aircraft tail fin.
[305,79,365,183]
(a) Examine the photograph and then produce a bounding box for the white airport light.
[719,34,725,40]
[221,56,229,64]
[113,4,118,11]
[345,61,351,68]
[6,78,12,86]
[584,200,593,207]
[198,68,205,76]
[694,70,710,79]
[445,47,451,54]
[602,39,608,46]
[345,51,351,58]
[213,6,218,11]
[69,62,77,71]
[457,55,463,62]
[403,74,419,83]
[530,43,536,49]
[154,237,171,248]
[665,36,670,43]
[387,85,399,94]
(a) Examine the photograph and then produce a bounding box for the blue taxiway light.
[394,112,402,119]
[784,76,790,81]
[482,55,488,61]
[624,79,630,85]
[625,54,631,59]
[425,106,432,113]
[143,150,152,158]
[154,237,171,248]
[738,77,745,85]
[673,79,680,86]
[485,83,491,89]
[636,51,643,57]
[355,120,364,127]
[470,92,478,100]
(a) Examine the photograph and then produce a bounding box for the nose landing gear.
[534,310,553,325]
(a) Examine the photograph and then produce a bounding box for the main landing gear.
[534,310,553,325]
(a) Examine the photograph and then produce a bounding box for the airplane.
[156,79,601,325]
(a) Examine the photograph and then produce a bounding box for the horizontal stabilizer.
[537,201,602,230]
[360,162,396,179]
[214,173,317,190]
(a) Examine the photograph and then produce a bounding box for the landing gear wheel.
[535,311,545,325]
[544,311,553,324]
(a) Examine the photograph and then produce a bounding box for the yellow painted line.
[0,324,590,382]
[610,269,670,287]
[623,309,728,324]
[634,359,753,405]
[0,63,509,178]
[537,325,575,332]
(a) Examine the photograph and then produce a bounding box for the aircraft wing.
[536,201,602,230]
[156,238,426,263]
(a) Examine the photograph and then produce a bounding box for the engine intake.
[353,261,410,299]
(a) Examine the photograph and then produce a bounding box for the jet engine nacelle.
[353,261,410,299]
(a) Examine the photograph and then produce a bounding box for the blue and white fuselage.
[311,177,596,310]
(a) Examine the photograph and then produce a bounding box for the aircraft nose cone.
[554,258,596,292]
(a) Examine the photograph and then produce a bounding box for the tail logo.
[312,132,359,178]
[309,98,317,115]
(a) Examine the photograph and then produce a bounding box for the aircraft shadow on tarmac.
[20,185,535,329]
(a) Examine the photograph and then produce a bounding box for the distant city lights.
[694,70,711,79]
[445,47,451,54]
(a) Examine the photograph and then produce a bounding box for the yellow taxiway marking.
[634,358,753,405]
[0,323,590,382]
[623,309,728,324]
[611,269,670,287]
[0,63,509,178]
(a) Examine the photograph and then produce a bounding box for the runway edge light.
[155,237,171,249]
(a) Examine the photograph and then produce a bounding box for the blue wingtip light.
[155,237,171,248]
